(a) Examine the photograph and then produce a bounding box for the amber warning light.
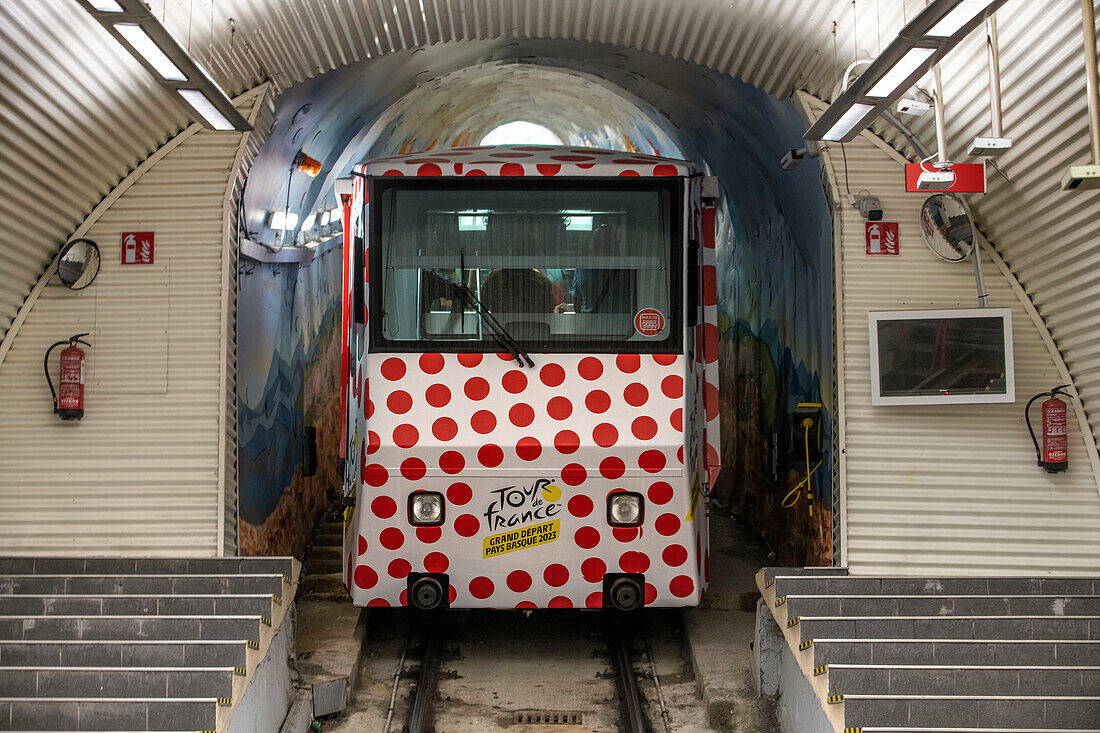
[294,151,322,178]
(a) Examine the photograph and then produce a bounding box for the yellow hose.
[782,417,822,515]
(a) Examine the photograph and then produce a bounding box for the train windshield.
[372,179,681,353]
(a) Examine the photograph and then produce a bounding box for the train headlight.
[607,492,644,527]
[409,492,445,526]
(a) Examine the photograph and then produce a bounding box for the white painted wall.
[0,91,265,556]
[814,106,1100,575]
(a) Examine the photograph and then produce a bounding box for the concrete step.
[0,574,286,599]
[0,557,293,579]
[772,576,1100,601]
[304,556,343,576]
[761,566,848,587]
[785,594,1100,619]
[0,697,222,730]
[300,573,348,600]
[308,546,342,561]
[838,693,1100,729]
[825,664,1100,696]
[795,616,1100,643]
[0,666,237,699]
[810,639,1100,668]
[0,640,249,669]
[0,594,275,618]
[0,615,265,644]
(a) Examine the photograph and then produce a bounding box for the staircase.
[757,567,1100,732]
[0,556,297,732]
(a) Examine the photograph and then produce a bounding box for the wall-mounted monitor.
[868,308,1014,406]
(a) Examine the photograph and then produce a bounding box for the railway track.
[395,611,669,733]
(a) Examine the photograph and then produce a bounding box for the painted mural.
[237,238,343,558]
[240,41,834,567]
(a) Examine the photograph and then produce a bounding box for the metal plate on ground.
[513,710,585,725]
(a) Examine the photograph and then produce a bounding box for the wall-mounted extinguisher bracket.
[44,333,91,421]
[1025,384,1072,473]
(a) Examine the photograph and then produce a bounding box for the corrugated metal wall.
[815,102,1100,575]
[0,94,262,557]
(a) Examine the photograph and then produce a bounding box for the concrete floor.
[313,506,779,732]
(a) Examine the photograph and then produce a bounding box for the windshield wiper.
[449,280,534,368]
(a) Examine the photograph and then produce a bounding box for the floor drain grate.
[513,710,585,725]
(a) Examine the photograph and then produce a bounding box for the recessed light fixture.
[805,0,1008,143]
[178,89,234,131]
[113,23,187,82]
[821,104,876,142]
[77,0,251,132]
[866,47,937,98]
[927,0,998,38]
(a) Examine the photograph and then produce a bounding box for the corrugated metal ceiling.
[1,0,1097,440]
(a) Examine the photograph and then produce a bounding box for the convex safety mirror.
[919,194,975,262]
[57,239,101,290]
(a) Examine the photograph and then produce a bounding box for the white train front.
[337,145,721,610]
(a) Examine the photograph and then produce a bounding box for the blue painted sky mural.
[240,39,833,564]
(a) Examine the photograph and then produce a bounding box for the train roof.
[356,145,700,178]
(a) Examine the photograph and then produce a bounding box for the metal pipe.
[933,64,949,163]
[1082,0,1100,164]
[985,15,1004,137]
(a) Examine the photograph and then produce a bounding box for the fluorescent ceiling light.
[821,103,875,142]
[300,213,317,230]
[866,47,937,97]
[90,0,124,10]
[113,23,187,81]
[178,89,234,130]
[927,0,996,38]
[269,211,298,230]
[565,216,594,231]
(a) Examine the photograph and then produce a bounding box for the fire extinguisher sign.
[121,232,154,265]
[866,221,899,255]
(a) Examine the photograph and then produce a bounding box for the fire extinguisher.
[1025,384,1072,473]
[44,333,91,421]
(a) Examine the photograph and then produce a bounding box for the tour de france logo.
[481,478,564,558]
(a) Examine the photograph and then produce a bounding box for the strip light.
[927,0,998,37]
[804,0,1010,143]
[866,47,937,98]
[114,23,187,81]
[178,89,234,131]
[77,0,251,132]
[822,104,875,142]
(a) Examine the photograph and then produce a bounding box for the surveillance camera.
[917,166,956,191]
[858,195,883,221]
[781,148,805,171]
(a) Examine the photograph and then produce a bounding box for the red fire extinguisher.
[44,333,91,421]
[1025,384,1072,473]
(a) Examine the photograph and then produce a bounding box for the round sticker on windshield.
[634,308,666,337]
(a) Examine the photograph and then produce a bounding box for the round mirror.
[57,238,101,290]
[920,194,975,262]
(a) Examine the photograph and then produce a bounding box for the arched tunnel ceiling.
[1,0,1098,439]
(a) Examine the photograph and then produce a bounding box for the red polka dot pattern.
[516,437,542,461]
[554,430,580,454]
[371,496,397,519]
[424,552,449,573]
[454,514,480,537]
[471,410,497,434]
[547,396,572,420]
[470,576,495,598]
[578,357,603,380]
[593,423,618,448]
[507,570,532,592]
[568,495,594,517]
[425,384,450,408]
[379,528,404,550]
[446,482,472,505]
[354,565,377,589]
[581,557,606,582]
[509,403,534,427]
[419,353,445,374]
[543,564,569,587]
[415,526,441,543]
[585,390,611,413]
[432,417,458,441]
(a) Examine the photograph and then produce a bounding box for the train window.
[371,179,681,354]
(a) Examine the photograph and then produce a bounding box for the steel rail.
[607,621,649,733]
[405,626,443,733]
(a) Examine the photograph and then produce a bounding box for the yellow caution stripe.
[764,578,775,588]
[273,594,282,604]
[799,640,813,650]
[827,694,844,704]
[844,728,861,733]
[786,616,800,628]
[775,596,786,607]
[813,664,828,675]
[234,667,246,675]
[247,640,259,649]
[262,615,272,626]
[218,697,232,706]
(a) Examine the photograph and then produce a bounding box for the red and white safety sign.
[121,232,154,265]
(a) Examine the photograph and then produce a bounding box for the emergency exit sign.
[866,222,899,255]
[121,232,154,265]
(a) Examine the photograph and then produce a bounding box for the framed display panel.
[868,308,1015,406]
